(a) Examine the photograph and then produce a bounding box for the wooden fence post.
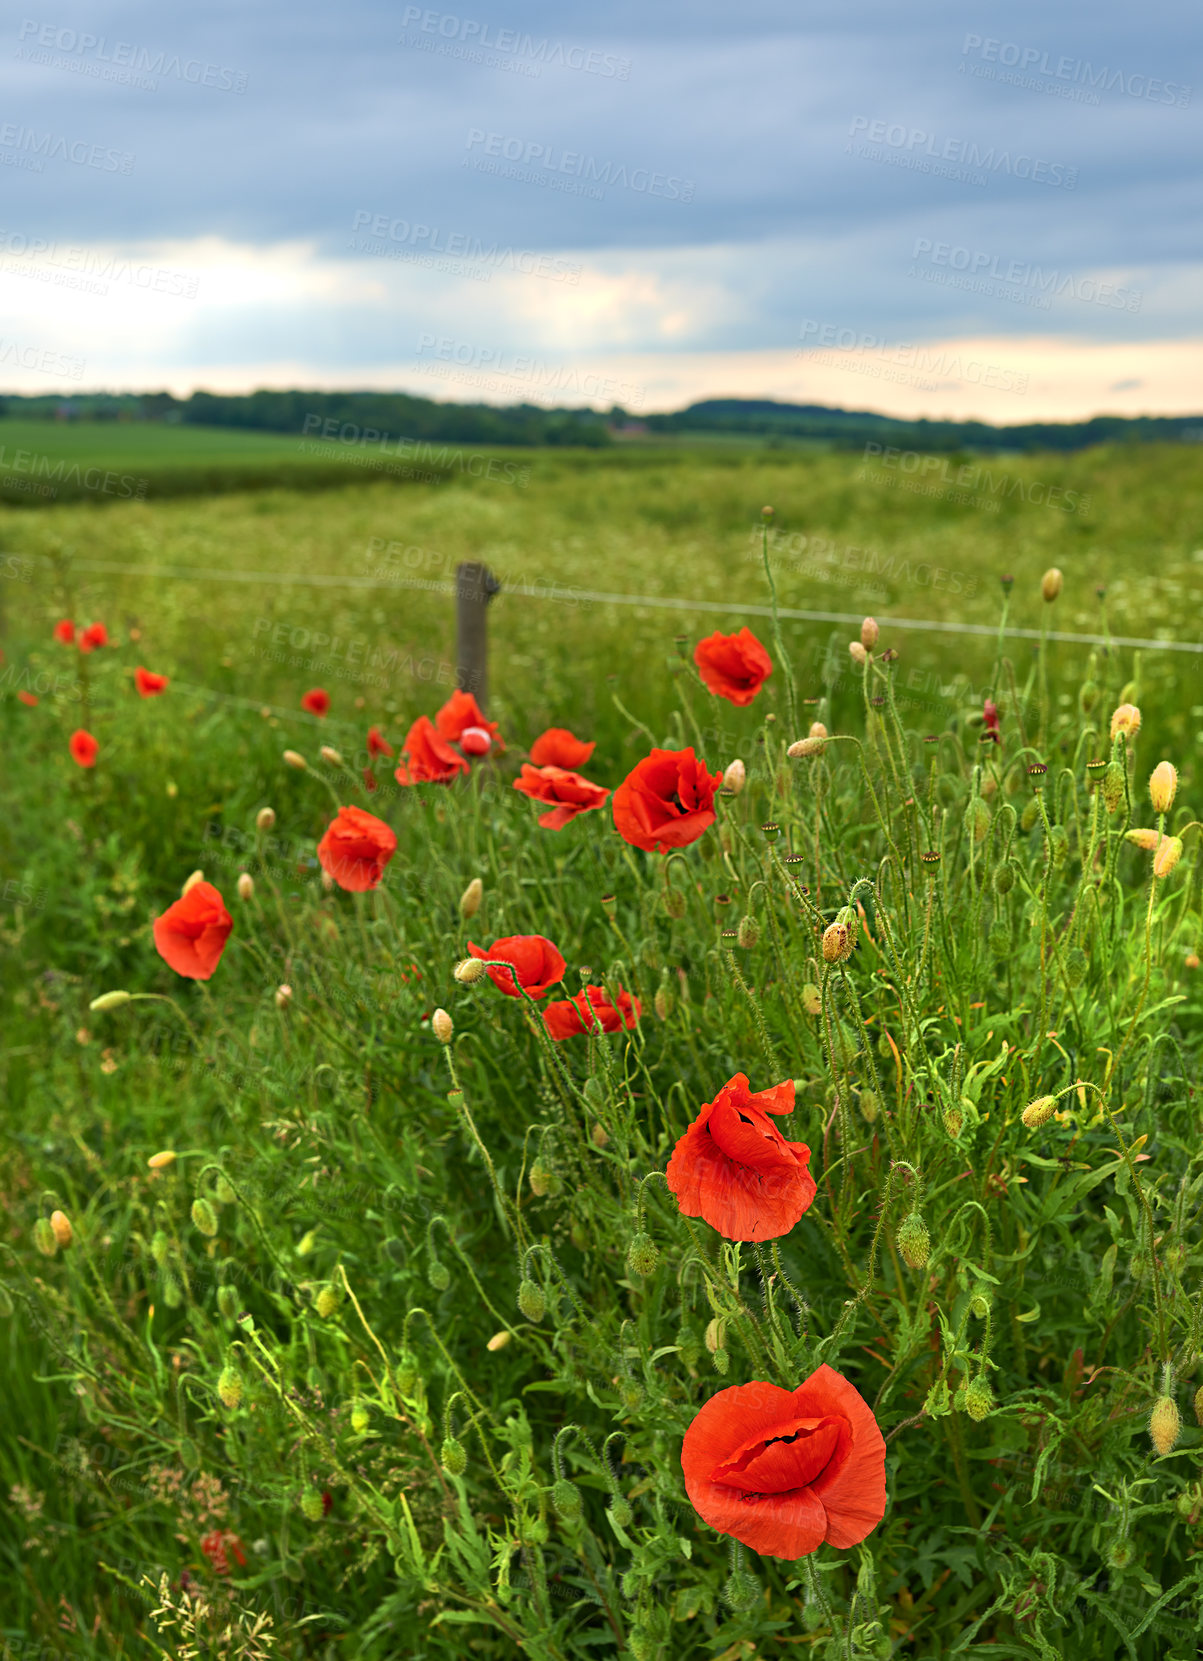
[455,561,500,709]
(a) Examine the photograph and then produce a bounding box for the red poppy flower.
[467,934,566,999]
[153,881,233,980]
[367,725,394,758]
[436,688,505,751]
[694,628,772,706]
[983,698,1000,743]
[363,767,378,792]
[513,764,610,830]
[78,621,108,653]
[200,1529,247,1575]
[316,805,397,892]
[666,1073,815,1241]
[18,690,38,706]
[681,1365,887,1558]
[301,687,330,717]
[543,984,641,1040]
[395,715,470,784]
[530,727,595,769]
[460,725,492,756]
[612,747,722,853]
[54,619,76,645]
[135,666,169,697]
[69,729,99,768]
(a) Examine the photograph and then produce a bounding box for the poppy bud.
[964,1376,993,1421]
[704,1317,724,1354]
[301,1487,325,1521]
[237,873,254,901]
[34,1217,57,1256]
[723,1566,760,1611]
[898,1212,930,1269]
[722,759,746,794]
[653,985,673,1020]
[396,1349,420,1392]
[1020,798,1040,833]
[1102,760,1125,813]
[787,735,826,759]
[1149,761,1177,814]
[1041,567,1063,602]
[1187,953,1200,970]
[609,1494,633,1529]
[970,1293,991,1319]
[432,1008,453,1044]
[627,1231,658,1277]
[351,1401,370,1434]
[182,870,204,894]
[50,1210,73,1248]
[1109,703,1141,742]
[966,798,989,843]
[1125,828,1160,851]
[315,1285,338,1318]
[275,984,293,1009]
[319,745,343,767]
[663,887,686,918]
[801,983,821,1016]
[591,1121,609,1148]
[217,1285,239,1319]
[518,1279,545,1322]
[993,862,1014,895]
[256,807,276,830]
[988,921,1010,960]
[441,1436,467,1476]
[1022,1095,1057,1130]
[1065,946,1087,987]
[148,1149,177,1169]
[283,750,307,769]
[849,641,869,666]
[459,877,483,919]
[321,869,335,891]
[858,1089,879,1125]
[553,1478,582,1521]
[736,914,760,948]
[1049,825,1068,867]
[620,1379,643,1412]
[761,505,774,520]
[151,1229,170,1266]
[191,1198,218,1237]
[89,990,131,1012]
[453,957,487,985]
[1153,836,1183,879]
[428,1259,450,1292]
[943,1104,964,1138]
[486,1330,511,1352]
[218,1363,243,1409]
[822,921,852,964]
[1195,1384,1203,1426]
[1150,1395,1180,1455]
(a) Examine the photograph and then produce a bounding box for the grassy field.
[2,445,1203,1659]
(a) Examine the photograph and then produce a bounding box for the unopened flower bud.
[722,758,746,795]
[428,1258,450,1292]
[970,1293,991,1320]
[1125,828,1161,851]
[441,1436,467,1476]
[50,1210,73,1248]
[529,1161,552,1196]
[898,1212,930,1269]
[283,749,307,769]
[653,985,673,1020]
[396,1349,419,1392]
[1149,762,1177,814]
[964,1376,993,1421]
[300,1487,325,1521]
[34,1217,57,1256]
[553,1478,582,1521]
[518,1279,545,1322]
[89,990,131,1012]
[315,1285,338,1318]
[191,1198,218,1237]
[822,921,853,964]
[486,1329,511,1352]
[737,914,760,948]
[848,641,869,666]
[1109,703,1141,742]
[626,1231,658,1277]
[1040,567,1063,602]
[218,1285,239,1320]
[1022,1094,1058,1130]
[275,984,292,1009]
[1153,836,1183,880]
[787,735,826,759]
[1020,798,1040,833]
[256,806,276,830]
[861,616,879,649]
[237,872,254,900]
[858,1089,879,1125]
[609,1493,633,1529]
[1194,1384,1203,1426]
[454,957,487,985]
[1102,761,1125,813]
[182,870,204,894]
[943,1104,964,1138]
[319,745,343,767]
[351,1402,370,1434]
[321,869,335,892]
[459,877,483,919]
[151,1229,170,1265]
[1065,946,1087,987]
[1150,1395,1181,1455]
[148,1149,177,1169]
[802,983,821,1015]
[966,798,990,843]
[432,1008,453,1044]
[218,1364,243,1409]
[1187,953,1201,970]
[704,1317,724,1354]
[761,505,774,521]
[663,886,686,918]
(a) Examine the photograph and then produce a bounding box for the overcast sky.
[2,0,1200,419]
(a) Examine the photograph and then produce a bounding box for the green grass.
[2,446,1203,1661]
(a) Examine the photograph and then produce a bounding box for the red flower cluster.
[301,687,330,717]
[612,747,722,852]
[682,1366,887,1558]
[317,806,397,892]
[468,934,566,998]
[514,764,610,830]
[543,984,641,1040]
[395,692,503,785]
[56,619,109,651]
[666,1074,815,1241]
[135,666,169,697]
[200,1529,247,1575]
[153,881,233,980]
[694,628,772,705]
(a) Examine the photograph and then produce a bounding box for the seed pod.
[1149,761,1178,815]
[1150,1395,1181,1455]
[722,759,746,795]
[300,1487,325,1521]
[454,957,487,985]
[441,1436,467,1476]
[256,806,276,830]
[1065,946,1088,987]
[217,1284,239,1320]
[315,1285,338,1318]
[897,1212,930,1269]
[553,1477,582,1521]
[237,873,254,901]
[993,862,1014,895]
[431,1008,453,1044]
[1022,1094,1058,1130]
[34,1217,57,1257]
[459,877,483,919]
[218,1363,243,1409]
[1040,567,1063,602]
[191,1198,219,1238]
[801,982,822,1015]
[626,1231,659,1278]
[737,914,759,948]
[966,798,990,843]
[518,1279,545,1322]
[822,921,852,964]
[964,1376,993,1421]
[428,1259,450,1292]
